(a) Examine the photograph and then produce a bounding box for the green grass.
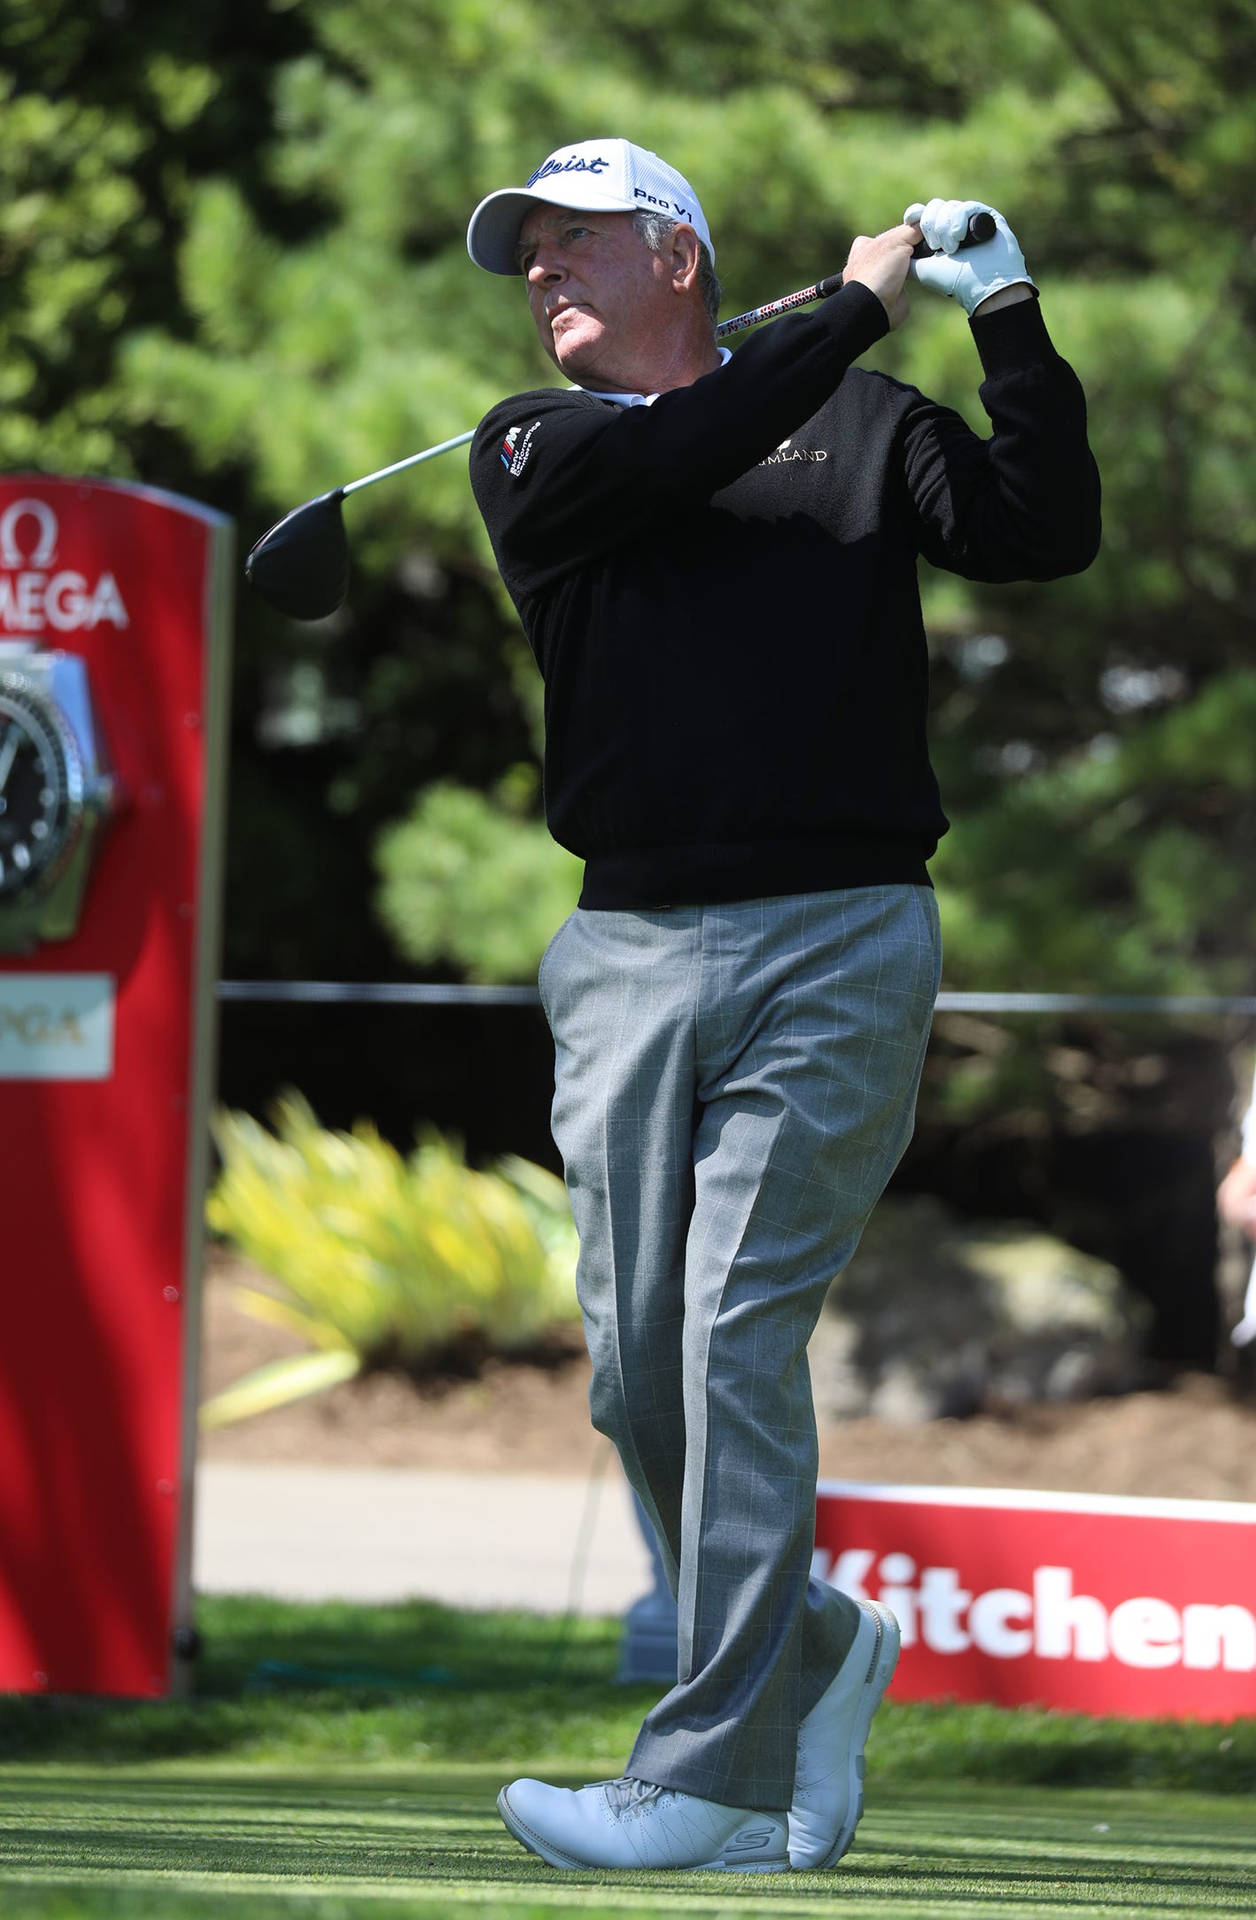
[0,1597,1252,1919]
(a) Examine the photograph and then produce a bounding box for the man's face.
[516,203,680,390]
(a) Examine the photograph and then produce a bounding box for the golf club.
[245,212,997,620]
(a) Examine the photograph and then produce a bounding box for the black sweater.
[470,282,1100,910]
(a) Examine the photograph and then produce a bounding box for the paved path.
[193,1459,654,1614]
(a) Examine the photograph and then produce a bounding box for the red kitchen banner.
[815,1480,1256,1721]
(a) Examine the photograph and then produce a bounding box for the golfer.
[465,139,1100,1874]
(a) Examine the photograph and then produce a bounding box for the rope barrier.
[216,981,540,1005]
[934,992,1256,1017]
[216,981,1256,1016]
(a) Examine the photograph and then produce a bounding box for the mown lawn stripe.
[1,1775,1253,1918]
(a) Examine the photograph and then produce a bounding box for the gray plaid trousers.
[538,885,941,1809]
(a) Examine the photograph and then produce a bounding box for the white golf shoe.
[788,1598,901,1870]
[497,1774,789,1872]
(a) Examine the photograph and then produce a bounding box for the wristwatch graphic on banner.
[0,640,118,954]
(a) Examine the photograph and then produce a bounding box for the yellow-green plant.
[201,1093,580,1429]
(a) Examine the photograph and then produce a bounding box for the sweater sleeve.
[471,280,889,592]
[898,298,1101,583]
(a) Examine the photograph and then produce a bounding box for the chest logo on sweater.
[501,419,542,478]
[761,438,828,467]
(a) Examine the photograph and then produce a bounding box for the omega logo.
[0,499,58,570]
[0,498,129,634]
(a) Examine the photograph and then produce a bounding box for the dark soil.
[198,1250,1256,1503]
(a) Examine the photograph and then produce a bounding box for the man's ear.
[670,222,703,292]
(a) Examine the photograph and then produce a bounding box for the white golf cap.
[466,137,714,275]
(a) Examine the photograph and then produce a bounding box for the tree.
[6,0,1256,1100]
[374,768,581,983]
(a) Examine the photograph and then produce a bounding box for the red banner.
[815,1480,1256,1720]
[0,478,232,1697]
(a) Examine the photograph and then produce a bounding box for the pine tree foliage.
[2,1,1254,1016]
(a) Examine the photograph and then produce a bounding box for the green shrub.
[373,770,582,984]
[201,1092,580,1428]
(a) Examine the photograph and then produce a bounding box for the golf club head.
[245,487,350,620]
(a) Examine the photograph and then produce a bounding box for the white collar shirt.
[576,346,732,408]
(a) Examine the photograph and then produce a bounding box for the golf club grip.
[715,273,845,338]
[911,209,996,260]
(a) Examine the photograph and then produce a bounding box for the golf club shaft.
[341,429,476,498]
[331,277,829,490]
[336,268,876,498]
[334,218,997,496]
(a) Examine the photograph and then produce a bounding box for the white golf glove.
[904,199,1036,315]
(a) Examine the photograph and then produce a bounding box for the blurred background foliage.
[202,1093,580,1426]
[2,0,1255,1355]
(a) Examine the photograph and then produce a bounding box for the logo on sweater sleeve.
[501,419,543,478]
